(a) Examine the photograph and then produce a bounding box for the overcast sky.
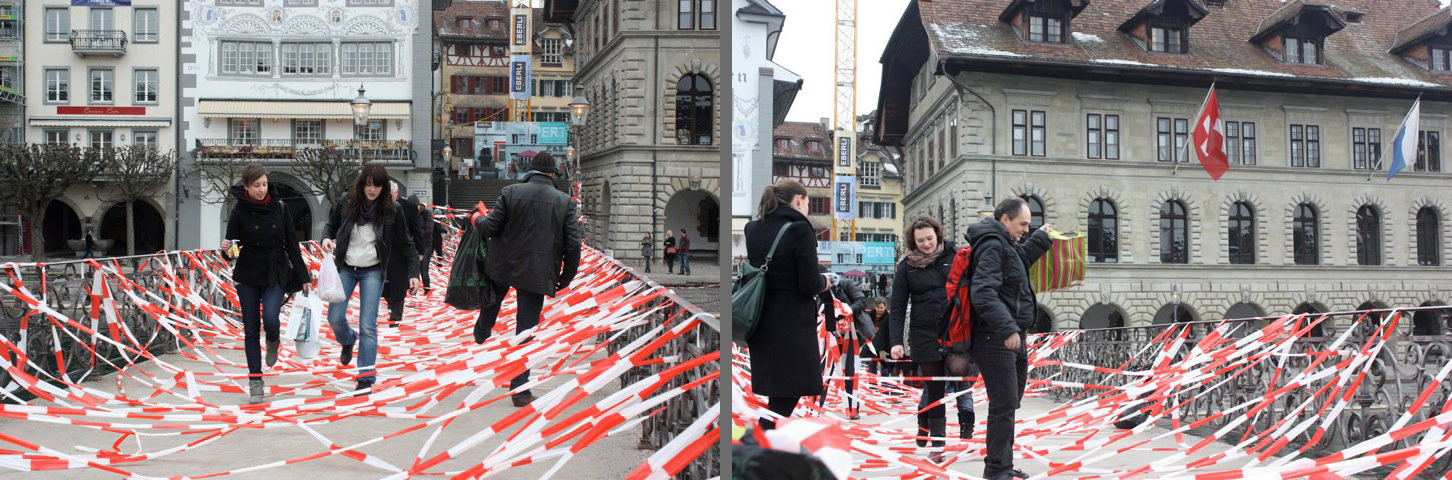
[772,0,913,126]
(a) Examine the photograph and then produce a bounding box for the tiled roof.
[773,121,833,162]
[435,5,556,40]
[1391,8,1452,54]
[913,0,1449,88]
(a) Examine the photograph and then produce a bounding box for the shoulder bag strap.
[759,223,794,272]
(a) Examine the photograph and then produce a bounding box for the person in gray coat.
[640,232,654,273]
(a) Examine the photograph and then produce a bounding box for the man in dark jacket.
[382,183,424,328]
[412,196,438,293]
[472,151,583,407]
[965,197,1054,480]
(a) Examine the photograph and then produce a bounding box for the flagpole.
[1373,93,1422,181]
[1175,82,1216,175]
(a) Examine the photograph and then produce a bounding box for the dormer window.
[1434,46,1452,72]
[1391,10,1452,74]
[1249,1,1345,66]
[1000,0,1087,45]
[1284,37,1322,64]
[1150,26,1184,53]
[806,140,823,154]
[1120,0,1205,55]
[775,138,791,150]
[1029,15,1063,43]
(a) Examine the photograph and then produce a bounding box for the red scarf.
[246,192,273,207]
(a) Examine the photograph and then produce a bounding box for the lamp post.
[351,84,372,153]
[440,145,452,205]
[567,86,591,193]
[1172,284,1181,324]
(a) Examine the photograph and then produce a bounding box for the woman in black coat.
[222,164,308,405]
[744,179,832,430]
[888,215,959,451]
[320,164,422,394]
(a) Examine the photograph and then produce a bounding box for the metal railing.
[69,29,126,56]
[194,139,415,162]
[1033,307,1452,478]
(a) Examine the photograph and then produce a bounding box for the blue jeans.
[920,379,975,412]
[678,251,691,275]
[236,283,284,378]
[327,265,383,382]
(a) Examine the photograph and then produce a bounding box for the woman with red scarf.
[222,164,308,404]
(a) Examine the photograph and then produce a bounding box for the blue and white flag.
[1386,97,1421,181]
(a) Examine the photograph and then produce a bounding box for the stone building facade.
[876,0,1452,333]
[544,0,720,261]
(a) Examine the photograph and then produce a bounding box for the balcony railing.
[194,138,414,162]
[70,30,127,57]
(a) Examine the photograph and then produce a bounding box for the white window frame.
[133,69,158,104]
[45,68,69,104]
[220,41,274,77]
[541,38,563,66]
[44,129,69,145]
[341,42,392,77]
[89,129,114,150]
[133,130,158,150]
[44,8,69,43]
[347,0,394,5]
[292,119,324,145]
[229,119,260,145]
[89,68,113,105]
[134,8,159,43]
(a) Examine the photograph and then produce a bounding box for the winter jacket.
[965,218,1053,340]
[322,193,421,288]
[641,237,654,258]
[744,206,826,397]
[474,171,583,296]
[823,279,874,342]
[888,241,958,363]
[225,185,306,290]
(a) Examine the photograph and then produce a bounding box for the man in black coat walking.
[383,183,424,328]
[472,152,583,407]
[965,197,1055,480]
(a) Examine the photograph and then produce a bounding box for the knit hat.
[530,152,557,174]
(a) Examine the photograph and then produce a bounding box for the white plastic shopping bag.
[318,253,345,303]
[285,292,324,359]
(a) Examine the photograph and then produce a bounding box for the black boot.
[959,409,975,439]
[915,415,929,447]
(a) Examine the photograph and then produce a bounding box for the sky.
[772,0,914,126]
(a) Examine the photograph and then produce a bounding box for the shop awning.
[29,117,172,128]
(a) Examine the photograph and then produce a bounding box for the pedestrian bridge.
[733,302,1452,478]
[0,216,719,479]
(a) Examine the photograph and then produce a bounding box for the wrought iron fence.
[1033,306,1452,477]
[68,29,127,54]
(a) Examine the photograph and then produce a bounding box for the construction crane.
[831,0,857,241]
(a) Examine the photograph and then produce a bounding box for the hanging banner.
[510,55,532,100]
[71,0,130,6]
[834,176,856,220]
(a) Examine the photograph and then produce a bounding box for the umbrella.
[843,270,867,278]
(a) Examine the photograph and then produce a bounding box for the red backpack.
[939,244,978,352]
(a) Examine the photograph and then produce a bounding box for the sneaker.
[248,378,264,404]
[340,342,353,366]
[354,379,374,396]
[265,340,280,367]
[511,391,534,407]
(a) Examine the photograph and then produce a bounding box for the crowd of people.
[743,178,1058,480]
[222,152,582,407]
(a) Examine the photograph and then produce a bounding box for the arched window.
[1022,195,1044,230]
[1356,205,1381,265]
[675,74,713,145]
[1293,204,1318,265]
[1159,200,1188,263]
[1418,206,1441,266]
[1228,201,1255,264]
[1087,199,1118,263]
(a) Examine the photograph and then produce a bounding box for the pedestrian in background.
[664,230,678,273]
[678,229,693,275]
[640,232,654,273]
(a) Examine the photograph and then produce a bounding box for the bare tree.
[0,144,106,261]
[193,155,253,216]
[101,146,179,256]
[293,147,362,208]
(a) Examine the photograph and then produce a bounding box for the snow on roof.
[1206,67,1296,78]
[1072,32,1103,43]
[930,22,1026,57]
[1094,58,1155,66]
[1352,76,1442,88]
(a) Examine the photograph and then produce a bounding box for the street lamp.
[1172,285,1181,324]
[350,84,372,127]
[567,86,590,191]
[569,85,590,127]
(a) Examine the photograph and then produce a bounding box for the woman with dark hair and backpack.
[888,215,960,458]
[743,179,835,430]
[320,164,422,394]
[222,164,309,404]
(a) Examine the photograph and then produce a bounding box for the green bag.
[731,223,793,344]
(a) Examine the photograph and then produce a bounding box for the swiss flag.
[1191,86,1230,181]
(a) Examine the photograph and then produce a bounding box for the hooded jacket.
[964,218,1053,339]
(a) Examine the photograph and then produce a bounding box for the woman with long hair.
[888,215,959,457]
[743,179,834,430]
[320,164,422,394]
[222,164,308,404]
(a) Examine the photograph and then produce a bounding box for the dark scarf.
[245,192,273,207]
[358,199,379,225]
[905,242,944,269]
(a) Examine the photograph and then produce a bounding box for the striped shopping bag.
[1029,231,1087,293]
